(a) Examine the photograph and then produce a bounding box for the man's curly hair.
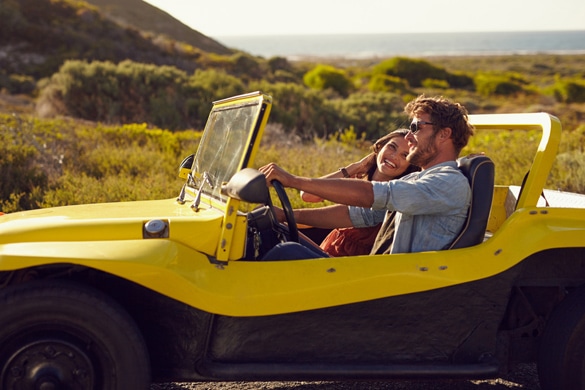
[405,95,475,153]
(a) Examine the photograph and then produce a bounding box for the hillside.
[84,0,231,55]
[0,0,232,79]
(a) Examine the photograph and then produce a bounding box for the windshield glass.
[191,95,266,202]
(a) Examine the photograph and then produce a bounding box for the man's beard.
[407,133,439,168]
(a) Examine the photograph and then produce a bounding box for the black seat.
[447,155,495,249]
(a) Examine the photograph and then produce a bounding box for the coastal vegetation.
[1,0,585,213]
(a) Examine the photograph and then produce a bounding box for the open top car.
[1,91,585,390]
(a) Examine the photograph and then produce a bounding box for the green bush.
[37,60,260,130]
[421,78,450,89]
[0,74,36,94]
[249,81,342,140]
[446,71,475,90]
[372,57,449,88]
[303,64,353,97]
[331,92,407,139]
[368,74,409,93]
[267,56,294,74]
[37,60,206,130]
[0,113,202,212]
[229,53,266,80]
[0,138,47,211]
[188,68,246,111]
[266,57,301,83]
[552,77,585,103]
[552,151,585,193]
[474,72,526,96]
[0,114,53,211]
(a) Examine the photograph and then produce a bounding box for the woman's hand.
[353,152,377,177]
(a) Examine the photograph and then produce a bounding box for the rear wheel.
[538,286,585,390]
[0,280,151,389]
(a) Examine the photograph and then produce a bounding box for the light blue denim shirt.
[348,161,471,254]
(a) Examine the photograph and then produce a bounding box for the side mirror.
[178,154,194,179]
[221,168,270,204]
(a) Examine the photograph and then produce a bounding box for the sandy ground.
[151,363,541,389]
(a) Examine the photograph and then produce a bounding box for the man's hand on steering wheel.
[258,163,299,243]
[270,179,299,243]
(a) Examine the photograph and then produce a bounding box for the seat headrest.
[448,155,495,249]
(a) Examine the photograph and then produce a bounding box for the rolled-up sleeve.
[371,166,469,216]
[348,205,386,228]
[371,181,398,210]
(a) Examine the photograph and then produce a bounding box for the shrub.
[0,113,203,211]
[331,92,406,139]
[372,57,449,87]
[1,74,36,94]
[188,68,246,124]
[229,52,265,81]
[0,114,53,211]
[446,71,475,90]
[303,64,353,97]
[267,56,294,73]
[36,60,205,130]
[368,74,409,93]
[552,151,585,193]
[552,77,585,103]
[249,81,342,139]
[421,78,450,89]
[474,72,526,96]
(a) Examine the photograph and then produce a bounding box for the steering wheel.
[270,180,299,243]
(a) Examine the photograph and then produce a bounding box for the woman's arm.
[273,203,353,229]
[300,153,376,202]
[295,204,353,229]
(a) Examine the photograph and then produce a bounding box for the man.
[259,95,475,257]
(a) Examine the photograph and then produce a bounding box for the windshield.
[191,92,269,202]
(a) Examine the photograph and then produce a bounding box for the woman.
[301,129,418,257]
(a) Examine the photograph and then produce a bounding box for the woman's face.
[376,136,410,179]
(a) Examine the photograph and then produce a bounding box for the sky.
[143,0,585,38]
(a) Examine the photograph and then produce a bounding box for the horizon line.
[212,29,585,38]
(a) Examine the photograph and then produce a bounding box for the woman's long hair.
[366,129,419,180]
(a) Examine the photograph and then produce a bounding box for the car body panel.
[3,201,584,318]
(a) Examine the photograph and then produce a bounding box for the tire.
[538,286,585,390]
[0,280,151,389]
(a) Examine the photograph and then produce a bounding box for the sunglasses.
[409,120,435,134]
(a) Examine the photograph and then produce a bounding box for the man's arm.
[259,163,374,208]
[301,153,376,202]
[294,204,354,229]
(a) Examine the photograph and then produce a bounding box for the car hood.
[0,199,224,254]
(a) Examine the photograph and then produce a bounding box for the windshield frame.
[189,92,272,205]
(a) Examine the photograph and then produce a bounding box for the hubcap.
[2,339,95,389]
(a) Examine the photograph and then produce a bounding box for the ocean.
[213,30,585,59]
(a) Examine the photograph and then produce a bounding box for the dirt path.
[152,363,541,390]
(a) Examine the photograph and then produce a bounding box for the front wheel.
[0,280,151,389]
[538,286,585,390]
